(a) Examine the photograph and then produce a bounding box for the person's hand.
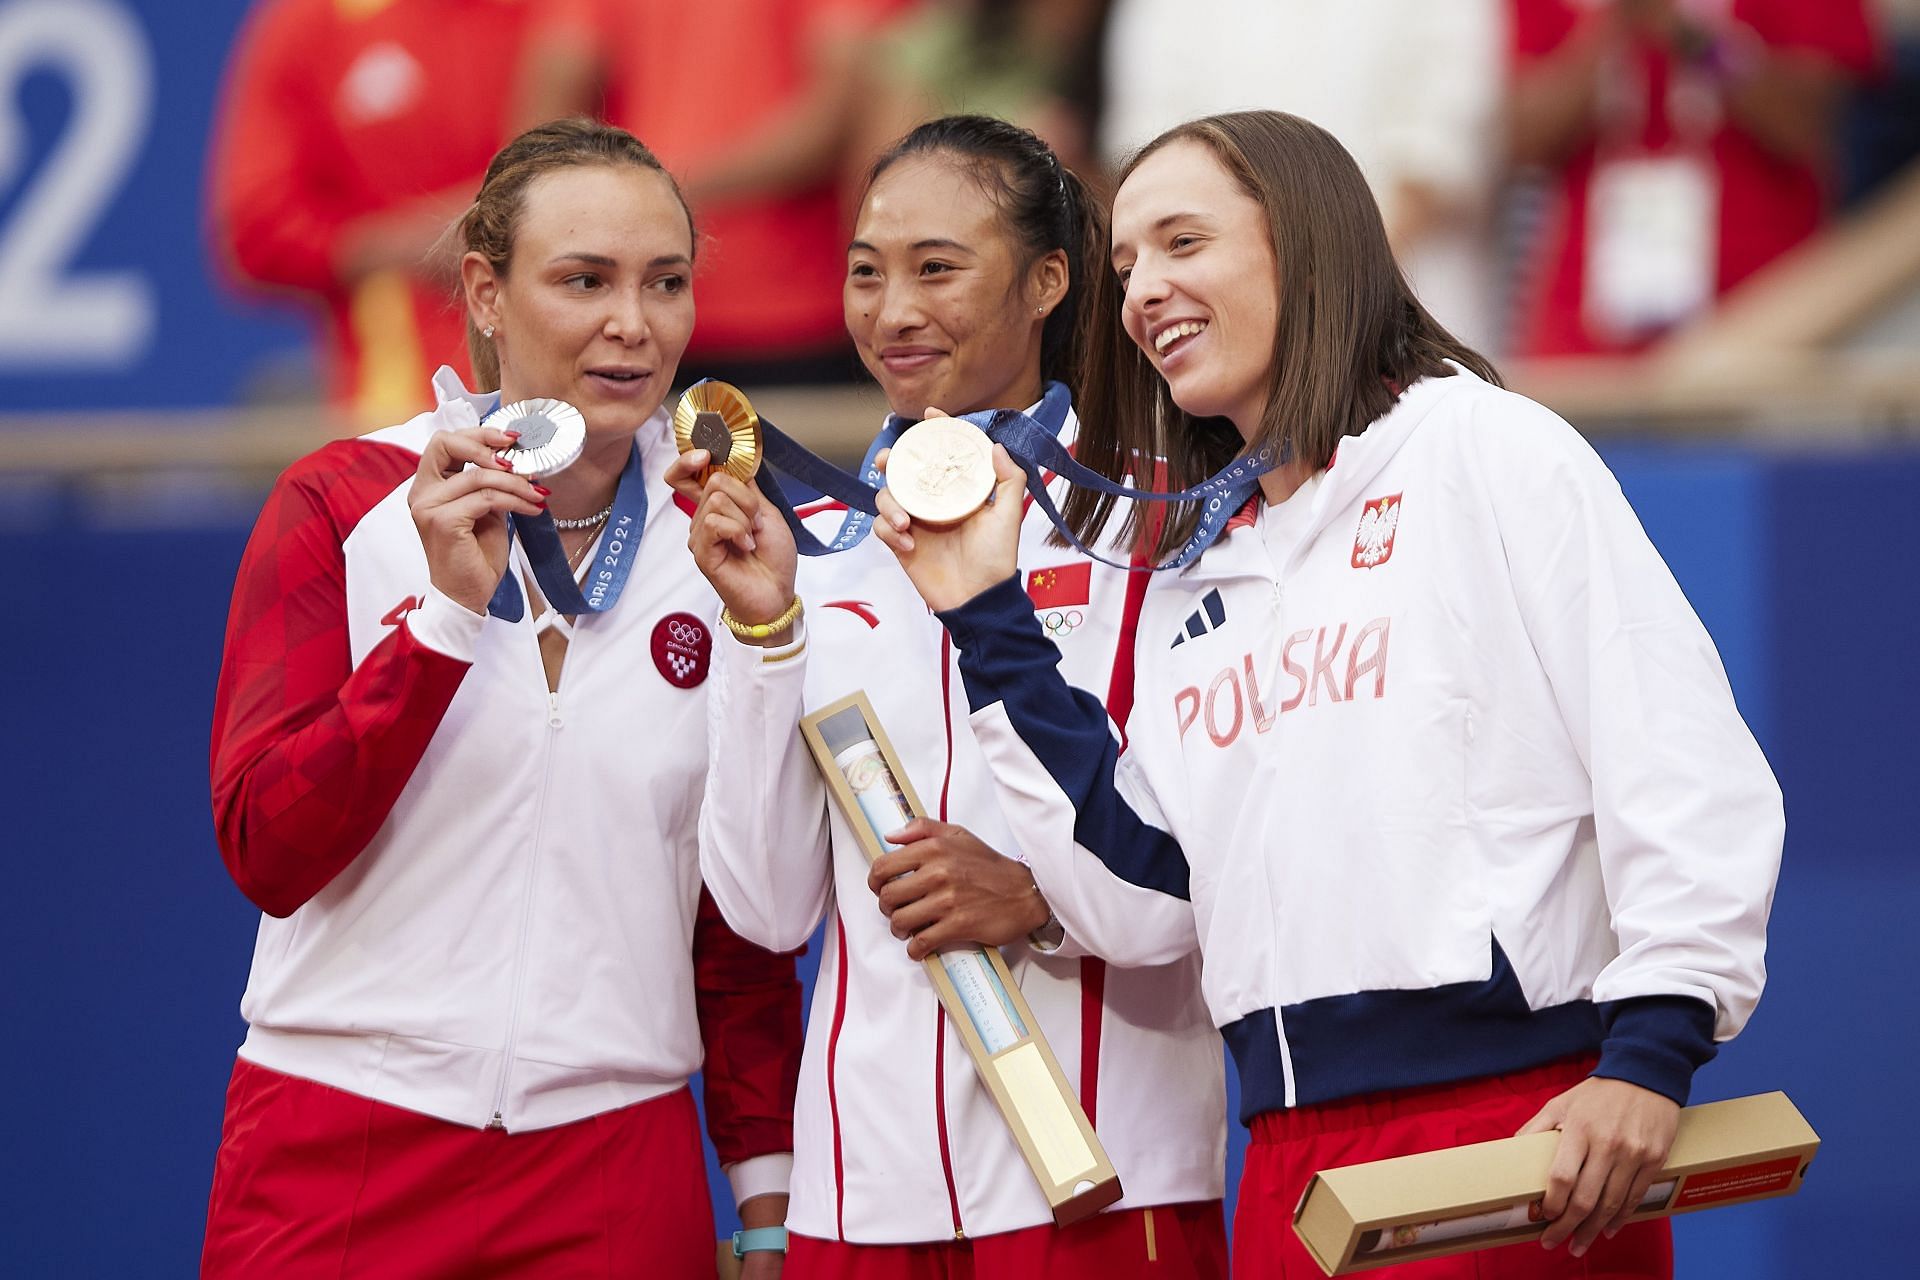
[1518,1076,1680,1256]
[408,424,547,613]
[868,819,1051,960]
[871,421,1025,613]
[336,185,474,287]
[666,452,798,644]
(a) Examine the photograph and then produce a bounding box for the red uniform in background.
[539,0,907,375]
[1509,0,1878,357]
[208,0,540,421]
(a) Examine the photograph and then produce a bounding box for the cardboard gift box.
[1293,1091,1818,1275]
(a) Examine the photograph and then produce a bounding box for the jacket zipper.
[1260,514,1307,1110]
[487,622,567,1129]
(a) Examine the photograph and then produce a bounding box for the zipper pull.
[547,691,562,728]
[487,1111,506,1131]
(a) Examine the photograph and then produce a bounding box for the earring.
[1035,306,1045,315]
[483,325,495,339]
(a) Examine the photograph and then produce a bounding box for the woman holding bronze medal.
[671,117,1229,1276]
[869,112,1784,1279]
[203,119,801,1278]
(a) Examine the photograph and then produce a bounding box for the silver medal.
[493,398,587,477]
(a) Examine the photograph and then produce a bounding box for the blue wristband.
[731,1226,789,1258]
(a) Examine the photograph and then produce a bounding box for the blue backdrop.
[0,0,306,411]
[3,442,1916,1274]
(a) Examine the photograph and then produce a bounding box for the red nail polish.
[503,430,521,441]
[533,483,551,496]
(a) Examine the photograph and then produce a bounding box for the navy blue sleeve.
[937,575,1192,900]
[1594,994,1719,1104]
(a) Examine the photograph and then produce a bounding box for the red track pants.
[1233,1056,1672,1279]
[201,1057,717,1278]
[785,1200,1227,1279]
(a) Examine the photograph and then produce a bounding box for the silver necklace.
[552,503,614,530]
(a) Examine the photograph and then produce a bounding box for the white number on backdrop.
[0,0,154,368]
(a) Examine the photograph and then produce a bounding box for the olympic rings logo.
[667,619,705,646]
[1042,609,1084,637]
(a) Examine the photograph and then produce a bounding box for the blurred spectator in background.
[851,0,1107,177]
[208,0,546,423]
[1507,0,1880,358]
[1099,0,1507,351]
[1843,0,1920,205]
[523,0,908,386]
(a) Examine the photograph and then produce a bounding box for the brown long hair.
[864,114,1107,399]
[1062,111,1500,560]
[455,118,693,392]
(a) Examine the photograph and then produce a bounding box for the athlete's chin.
[880,374,955,420]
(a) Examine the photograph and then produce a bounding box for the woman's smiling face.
[844,153,1060,419]
[1110,139,1280,437]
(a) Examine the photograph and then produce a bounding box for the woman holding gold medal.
[868,112,1784,1278]
[203,119,801,1278]
[671,117,1228,1276]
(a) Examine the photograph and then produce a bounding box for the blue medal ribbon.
[485,440,649,622]
[972,382,1286,570]
[754,418,891,556]
[742,379,1281,571]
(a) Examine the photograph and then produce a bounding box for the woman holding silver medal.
[670,116,1228,1276]
[204,119,801,1278]
[868,111,1784,1278]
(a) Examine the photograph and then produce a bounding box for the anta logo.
[381,595,422,627]
[1175,618,1390,746]
[1352,493,1402,568]
[821,600,881,628]
[1171,588,1227,647]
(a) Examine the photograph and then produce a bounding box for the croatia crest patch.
[651,613,713,688]
[1352,494,1402,569]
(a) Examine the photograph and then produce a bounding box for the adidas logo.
[1171,588,1227,647]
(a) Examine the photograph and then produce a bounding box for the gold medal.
[673,379,763,484]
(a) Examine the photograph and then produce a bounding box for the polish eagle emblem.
[1351,494,1402,569]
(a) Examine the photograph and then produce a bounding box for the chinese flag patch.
[1026,562,1092,609]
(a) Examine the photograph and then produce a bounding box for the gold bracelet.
[720,595,804,640]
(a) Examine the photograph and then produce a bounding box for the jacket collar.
[1179,364,1474,584]
[430,365,499,428]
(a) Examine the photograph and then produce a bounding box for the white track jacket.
[210,370,800,1202]
[936,368,1783,1120]
[701,404,1227,1244]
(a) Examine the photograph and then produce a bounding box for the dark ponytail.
[865,115,1107,396]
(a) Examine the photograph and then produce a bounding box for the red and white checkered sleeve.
[209,440,473,917]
